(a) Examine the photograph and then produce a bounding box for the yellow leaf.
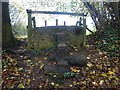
[28,79,31,82]
[86,57,90,59]
[92,82,96,85]
[112,69,116,72]
[87,63,92,67]
[75,48,78,51]
[32,65,34,67]
[39,86,42,88]
[95,83,98,86]
[19,68,23,71]
[96,74,99,76]
[71,67,77,72]
[56,84,59,87]
[17,83,25,88]
[100,64,102,67]
[27,60,31,62]
[113,76,118,80]
[28,71,31,74]
[90,72,93,74]
[53,62,56,65]
[51,82,54,85]
[101,73,107,77]
[15,67,18,71]
[69,53,73,55]
[107,71,114,75]
[93,71,95,74]
[44,57,47,60]
[39,61,42,63]
[108,68,111,70]
[92,82,98,86]
[36,63,38,65]
[99,80,104,85]
[73,81,76,84]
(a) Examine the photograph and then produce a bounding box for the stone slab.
[43,65,71,75]
[57,60,68,65]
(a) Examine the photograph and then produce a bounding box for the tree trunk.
[2,2,17,48]
[83,2,120,32]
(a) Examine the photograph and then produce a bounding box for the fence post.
[45,20,47,26]
[64,21,66,26]
[26,9,32,51]
[56,19,58,26]
[79,17,82,26]
[32,17,36,28]
[83,16,86,47]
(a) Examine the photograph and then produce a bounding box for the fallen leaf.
[107,71,114,75]
[27,60,31,62]
[39,61,42,63]
[69,84,72,87]
[99,80,104,85]
[44,57,47,60]
[39,86,42,88]
[53,62,56,65]
[73,81,76,84]
[36,63,38,65]
[28,79,31,83]
[19,68,23,71]
[101,73,107,77]
[87,62,93,67]
[51,82,54,85]
[40,64,44,69]
[55,84,59,87]
[86,57,90,59]
[17,83,25,88]
[69,53,73,55]
[15,73,19,76]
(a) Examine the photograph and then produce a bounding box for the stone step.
[58,43,67,48]
[56,33,66,43]
[57,60,68,65]
[57,49,68,55]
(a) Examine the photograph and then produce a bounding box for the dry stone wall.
[31,26,83,51]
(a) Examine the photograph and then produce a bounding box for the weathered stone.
[43,65,71,76]
[57,43,67,48]
[66,55,87,66]
[31,26,83,51]
[56,33,66,43]
[57,60,68,65]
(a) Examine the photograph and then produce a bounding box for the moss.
[2,23,18,48]
[31,26,84,51]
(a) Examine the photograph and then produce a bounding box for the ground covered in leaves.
[1,27,120,89]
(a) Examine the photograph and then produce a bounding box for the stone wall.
[30,26,84,51]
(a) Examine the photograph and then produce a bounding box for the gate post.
[83,16,86,47]
[32,17,36,28]
[26,9,32,51]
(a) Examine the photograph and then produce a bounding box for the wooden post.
[56,19,58,26]
[26,9,32,51]
[45,20,47,26]
[32,17,36,28]
[83,16,86,47]
[64,21,66,26]
[79,17,82,26]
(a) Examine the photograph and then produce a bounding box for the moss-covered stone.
[30,26,84,51]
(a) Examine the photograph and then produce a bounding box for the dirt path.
[2,38,120,89]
